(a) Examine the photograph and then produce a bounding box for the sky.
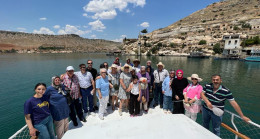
[0,0,219,42]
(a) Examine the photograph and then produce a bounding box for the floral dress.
[118,72,132,99]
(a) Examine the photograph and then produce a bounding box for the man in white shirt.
[153,62,169,108]
[75,64,95,115]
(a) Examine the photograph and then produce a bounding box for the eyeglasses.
[125,67,129,69]
[81,67,86,69]
[191,78,198,80]
[87,63,93,64]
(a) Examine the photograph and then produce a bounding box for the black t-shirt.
[86,68,97,79]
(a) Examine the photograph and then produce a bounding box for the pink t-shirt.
[183,84,203,99]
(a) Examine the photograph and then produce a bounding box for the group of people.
[24,57,250,138]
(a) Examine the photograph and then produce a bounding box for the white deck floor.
[63,106,220,139]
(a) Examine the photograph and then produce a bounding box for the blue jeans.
[202,106,223,136]
[163,95,173,111]
[80,86,94,113]
[154,83,163,106]
[34,116,55,139]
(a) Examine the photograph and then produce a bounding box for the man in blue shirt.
[201,74,250,136]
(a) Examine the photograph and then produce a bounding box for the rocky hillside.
[0,31,122,53]
[124,0,260,55]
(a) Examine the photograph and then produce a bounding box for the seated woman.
[183,74,203,121]
[24,83,55,139]
[45,76,70,139]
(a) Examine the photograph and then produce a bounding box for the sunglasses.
[125,67,129,69]
[191,78,198,80]
[88,63,93,64]
[81,67,86,69]
[177,73,182,74]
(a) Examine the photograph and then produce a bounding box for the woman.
[127,75,141,117]
[183,74,203,121]
[96,68,113,120]
[108,64,120,110]
[137,66,150,113]
[24,83,55,139]
[171,70,188,114]
[118,64,132,116]
[45,76,70,139]
[146,66,154,107]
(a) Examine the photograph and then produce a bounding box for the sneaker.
[144,110,148,114]
[94,106,99,111]
[80,118,87,123]
[167,110,172,114]
[104,110,108,114]
[160,105,163,108]
[90,112,96,116]
[119,108,122,116]
[99,115,104,120]
[130,115,134,117]
[163,109,167,114]
[153,104,158,108]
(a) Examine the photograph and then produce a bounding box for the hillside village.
[123,0,260,57]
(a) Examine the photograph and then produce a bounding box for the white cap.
[66,66,74,71]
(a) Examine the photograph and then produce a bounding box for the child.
[127,75,141,117]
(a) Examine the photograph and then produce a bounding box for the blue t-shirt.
[44,86,70,121]
[96,76,110,97]
[24,95,50,125]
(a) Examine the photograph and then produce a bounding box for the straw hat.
[187,74,203,82]
[133,59,140,64]
[156,62,165,68]
[109,64,119,71]
[121,64,132,71]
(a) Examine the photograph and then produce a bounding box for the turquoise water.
[1,53,260,138]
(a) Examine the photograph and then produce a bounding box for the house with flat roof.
[222,34,242,56]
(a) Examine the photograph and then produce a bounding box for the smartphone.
[36,131,40,136]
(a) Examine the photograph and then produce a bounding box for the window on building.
[235,40,238,45]
[228,41,231,45]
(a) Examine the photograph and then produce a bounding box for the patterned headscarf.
[176,69,184,80]
[52,76,66,95]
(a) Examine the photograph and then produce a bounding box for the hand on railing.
[241,115,251,123]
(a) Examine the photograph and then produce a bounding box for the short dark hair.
[34,83,46,90]
[212,74,221,79]
[100,64,105,68]
[79,64,86,68]
[132,75,139,80]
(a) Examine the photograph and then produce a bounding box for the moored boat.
[245,48,260,62]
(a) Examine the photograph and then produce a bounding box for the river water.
[0,53,260,138]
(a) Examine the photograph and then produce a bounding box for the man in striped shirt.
[201,74,250,136]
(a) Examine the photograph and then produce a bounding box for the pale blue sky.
[0,0,219,41]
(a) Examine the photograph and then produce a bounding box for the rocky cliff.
[124,0,260,55]
[0,31,122,53]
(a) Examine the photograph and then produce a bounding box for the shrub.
[233,26,240,30]
[213,43,222,54]
[170,43,176,48]
[198,40,207,45]
[146,51,151,56]
[151,46,159,54]
[241,36,260,47]
[157,43,162,47]
[202,20,206,23]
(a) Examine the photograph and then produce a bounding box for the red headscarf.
[113,57,120,66]
[176,69,184,80]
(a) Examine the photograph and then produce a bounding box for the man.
[133,59,141,73]
[153,62,169,108]
[75,64,95,116]
[201,74,250,136]
[62,66,86,126]
[86,60,98,111]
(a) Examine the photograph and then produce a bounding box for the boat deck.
[63,106,219,139]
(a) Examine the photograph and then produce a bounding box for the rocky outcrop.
[0,31,122,53]
[124,0,260,55]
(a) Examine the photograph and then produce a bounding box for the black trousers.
[173,101,185,114]
[69,98,84,122]
[129,93,140,115]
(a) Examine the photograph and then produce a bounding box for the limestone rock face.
[124,0,260,55]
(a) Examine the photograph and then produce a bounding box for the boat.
[245,48,260,62]
[187,52,210,58]
[9,106,260,139]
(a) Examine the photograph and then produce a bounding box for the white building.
[222,34,242,55]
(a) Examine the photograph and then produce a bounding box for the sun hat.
[109,64,119,71]
[156,62,165,68]
[211,106,224,117]
[133,59,140,63]
[66,66,74,71]
[187,74,203,82]
[121,64,132,71]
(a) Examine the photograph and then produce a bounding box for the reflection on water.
[0,53,259,138]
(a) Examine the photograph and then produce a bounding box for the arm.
[91,79,95,92]
[138,83,141,101]
[120,78,127,90]
[229,100,250,122]
[162,78,166,94]
[25,114,37,137]
[200,91,213,109]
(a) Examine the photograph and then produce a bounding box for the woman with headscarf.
[146,66,154,107]
[44,76,70,139]
[137,66,150,113]
[171,70,188,114]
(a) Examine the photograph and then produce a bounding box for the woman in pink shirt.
[183,74,203,121]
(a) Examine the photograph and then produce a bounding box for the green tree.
[141,29,148,34]
[198,40,207,45]
[213,43,222,54]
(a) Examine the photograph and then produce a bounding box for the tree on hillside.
[213,43,222,54]
[141,29,148,34]
[199,40,207,45]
